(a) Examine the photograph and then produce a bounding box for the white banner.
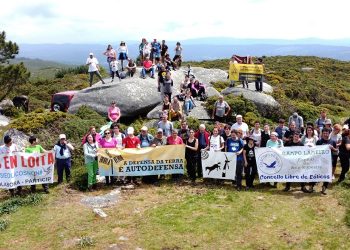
[255,145,332,183]
[201,150,237,179]
[0,151,55,189]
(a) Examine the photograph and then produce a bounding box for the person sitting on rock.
[183,89,195,116]
[141,56,155,79]
[125,58,137,78]
[190,79,207,100]
[161,95,171,119]
[170,96,183,121]
[164,54,176,71]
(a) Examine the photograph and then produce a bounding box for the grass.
[0,180,349,249]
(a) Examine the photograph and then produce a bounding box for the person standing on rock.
[160,40,168,62]
[110,59,121,82]
[173,42,183,67]
[86,52,106,86]
[25,135,50,194]
[162,72,174,101]
[118,41,128,71]
[139,38,147,66]
[103,44,117,76]
[255,57,264,92]
[212,95,230,123]
[53,134,74,184]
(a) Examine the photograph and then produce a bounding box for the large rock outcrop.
[221,87,280,115]
[69,67,225,119]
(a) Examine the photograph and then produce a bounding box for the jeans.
[56,158,71,183]
[235,159,244,188]
[184,100,193,114]
[141,67,154,77]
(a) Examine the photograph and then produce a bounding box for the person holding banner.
[53,134,74,184]
[284,131,311,193]
[122,127,141,185]
[167,129,184,182]
[226,129,244,191]
[185,129,198,184]
[243,137,257,190]
[99,129,118,185]
[313,128,337,194]
[194,124,210,178]
[1,135,21,196]
[25,135,50,194]
[266,132,284,148]
[301,126,318,147]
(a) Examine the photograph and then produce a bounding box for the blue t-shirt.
[226,138,244,161]
[152,42,161,53]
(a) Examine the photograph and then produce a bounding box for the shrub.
[55,65,89,79]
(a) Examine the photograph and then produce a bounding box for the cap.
[89,53,94,56]
[141,126,148,131]
[271,132,278,136]
[236,115,242,118]
[343,124,349,130]
[157,128,163,133]
[324,119,332,125]
[293,112,298,116]
[59,134,66,139]
[127,127,134,134]
[245,136,256,142]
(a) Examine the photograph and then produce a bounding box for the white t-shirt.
[209,135,224,151]
[231,122,249,137]
[86,57,99,72]
[214,101,229,117]
[110,60,119,72]
[0,144,19,154]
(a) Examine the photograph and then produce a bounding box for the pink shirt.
[99,138,118,148]
[108,106,120,121]
[143,60,153,69]
[167,136,183,145]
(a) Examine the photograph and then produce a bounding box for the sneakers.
[321,186,327,195]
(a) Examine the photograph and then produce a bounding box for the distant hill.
[10,57,71,80]
[17,38,350,67]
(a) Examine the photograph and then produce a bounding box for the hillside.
[1,55,350,249]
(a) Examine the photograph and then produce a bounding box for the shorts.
[118,53,128,60]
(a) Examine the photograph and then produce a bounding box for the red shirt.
[143,60,153,69]
[122,136,141,148]
[167,136,183,145]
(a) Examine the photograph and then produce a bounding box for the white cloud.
[1,0,349,43]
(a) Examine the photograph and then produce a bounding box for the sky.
[1,0,349,44]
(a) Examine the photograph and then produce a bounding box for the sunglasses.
[104,132,110,135]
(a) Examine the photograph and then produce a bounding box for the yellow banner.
[97,145,185,176]
[229,63,264,81]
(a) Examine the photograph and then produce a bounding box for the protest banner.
[201,150,237,180]
[255,145,332,183]
[97,145,185,176]
[229,63,264,82]
[0,151,55,189]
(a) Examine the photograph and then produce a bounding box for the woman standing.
[260,124,271,147]
[118,41,128,71]
[173,42,183,67]
[301,126,318,147]
[108,101,121,123]
[243,137,257,190]
[330,124,342,178]
[99,129,118,185]
[103,44,117,76]
[338,128,350,183]
[83,134,99,191]
[250,121,262,147]
[185,129,198,184]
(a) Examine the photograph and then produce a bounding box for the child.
[110,59,121,82]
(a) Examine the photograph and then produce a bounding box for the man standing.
[86,52,106,86]
[275,119,288,140]
[226,130,244,191]
[212,95,231,123]
[231,115,249,139]
[178,120,190,141]
[53,134,74,184]
[194,124,210,178]
[157,114,173,137]
[314,128,337,194]
[288,112,304,131]
[315,110,329,133]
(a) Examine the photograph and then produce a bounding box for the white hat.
[343,124,349,130]
[236,114,242,118]
[141,126,148,131]
[89,52,93,56]
[271,132,278,136]
[127,127,134,134]
[157,128,163,133]
[59,134,66,139]
[324,119,332,125]
[199,124,206,129]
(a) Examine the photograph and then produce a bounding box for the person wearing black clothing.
[284,131,311,193]
[260,124,271,148]
[313,128,337,194]
[178,120,190,141]
[283,121,297,144]
[185,130,198,184]
[337,129,350,183]
[243,137,257,189]
[157,65,168,92]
